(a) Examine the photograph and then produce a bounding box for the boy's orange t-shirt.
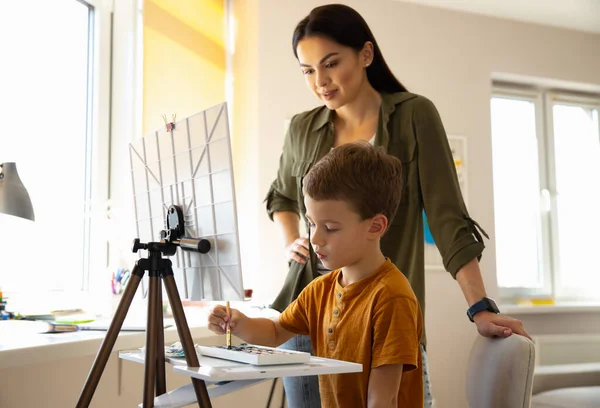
[279,259,423,408]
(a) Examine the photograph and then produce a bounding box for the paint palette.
[198,343,311,366]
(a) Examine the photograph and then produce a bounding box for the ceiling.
[396,0,600,34]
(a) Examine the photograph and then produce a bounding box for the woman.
[265,4,530,407]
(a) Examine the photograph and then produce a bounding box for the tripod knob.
[132,238,147,253]
[178,238,211,254]
[198,239,211,254]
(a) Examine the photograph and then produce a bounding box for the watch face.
[485,297,499,313]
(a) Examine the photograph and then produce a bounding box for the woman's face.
[296,36,372,110]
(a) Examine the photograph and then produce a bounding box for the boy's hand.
[208,304,248,336]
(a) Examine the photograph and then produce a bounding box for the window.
[0,0,111,293]
[491,85,600,301]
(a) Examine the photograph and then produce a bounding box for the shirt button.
[337,292,342,298]
[328,327,333,334]
[333,309,339,316]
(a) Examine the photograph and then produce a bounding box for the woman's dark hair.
[292,4,408,93]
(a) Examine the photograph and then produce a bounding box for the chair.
[529,333,600,407]
[466,335,536,408]
[530,363,600,407]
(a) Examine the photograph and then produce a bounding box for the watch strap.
[467,297,499,322]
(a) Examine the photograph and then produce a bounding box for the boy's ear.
[368,214,388,237]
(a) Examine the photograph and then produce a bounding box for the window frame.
[79,0,111,293]
[0,0,143,313]
[545,92,600,301]
[85,0,144,302]
[0,0,111,295]
[491,86,553,300]
[492,83,600,302]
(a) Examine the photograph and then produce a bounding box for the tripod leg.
[155,279,167,396]
[266,378,277,407]
[163,273,212,408]
[144,275,160,407]
[76,264,144,408]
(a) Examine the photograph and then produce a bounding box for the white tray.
[173,355,362,382]
[119,348,362,408]
[197,344,310,366]
[119,349,362,382]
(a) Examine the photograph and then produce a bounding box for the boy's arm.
[367,364,404,408]
[369,296,420,406]
[234,316,297,347]
[208,305,296,347]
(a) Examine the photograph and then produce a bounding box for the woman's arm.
[456,259,531,339]
[266,116,310,263]
[273,211,300,245]
[413,96,530,338]
[367,364,403,408]
[265,116,299,219]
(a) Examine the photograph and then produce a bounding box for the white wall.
[231,0,600,406]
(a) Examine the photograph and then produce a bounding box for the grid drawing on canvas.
[129,102,244,301]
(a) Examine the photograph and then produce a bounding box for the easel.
[76,205,213,408]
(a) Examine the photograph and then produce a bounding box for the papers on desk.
[77,318,173,331]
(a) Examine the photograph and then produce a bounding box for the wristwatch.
[467,297,500,322]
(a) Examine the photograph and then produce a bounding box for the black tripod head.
[132,205,211,257]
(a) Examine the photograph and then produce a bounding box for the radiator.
[532,334,600,366]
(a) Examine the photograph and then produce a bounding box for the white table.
[0,302,362,407]
[0,301,265,370]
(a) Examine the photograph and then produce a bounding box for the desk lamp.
[0,163,34,221]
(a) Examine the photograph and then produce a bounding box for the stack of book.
[0,288,14,320]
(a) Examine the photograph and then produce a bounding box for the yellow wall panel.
[148,0,224,46]
[143,0,225,134]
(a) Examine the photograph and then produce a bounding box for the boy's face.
[304,196,378,270]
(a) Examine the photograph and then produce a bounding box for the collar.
[310,92,418,134]
[333,258,394,297]
[311,107,334,132]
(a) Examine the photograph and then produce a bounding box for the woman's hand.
[208,304,248,336]
[473,311,532,340]
[286,236,310,264]
[272,212,307,264]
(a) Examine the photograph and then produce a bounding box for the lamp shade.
[0,162,35,221]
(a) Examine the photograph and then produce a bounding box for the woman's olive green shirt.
[265,92,488,345]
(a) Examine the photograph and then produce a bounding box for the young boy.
[208,142,423,407]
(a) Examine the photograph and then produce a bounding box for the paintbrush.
[226,301,231,349]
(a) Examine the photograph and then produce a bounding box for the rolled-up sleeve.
[265,116,299,220]
[371,296,421,370]
[414,97,487,278]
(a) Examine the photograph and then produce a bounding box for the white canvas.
[129,102,244,301]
